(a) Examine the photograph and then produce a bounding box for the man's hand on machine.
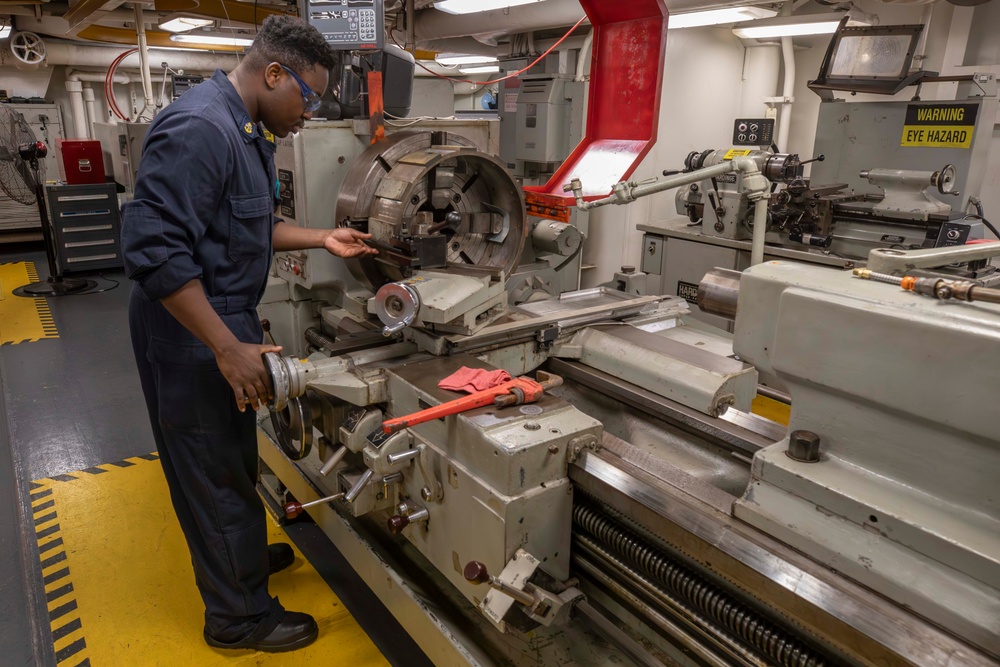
[216,342,283,412]
[323,228,379,258]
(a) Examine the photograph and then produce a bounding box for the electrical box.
[515,75,572,164]
[93,121,149,198]
[304,0,384,51]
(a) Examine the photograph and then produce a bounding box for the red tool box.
[56,139,106,185]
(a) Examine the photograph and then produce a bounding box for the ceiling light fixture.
[436,54,498,66]
[435,0,547,16]
[158,16,215,33]
[733,14,844,39]
[169,33,254,47]
[669,6,777,30]
[460,65,501,75]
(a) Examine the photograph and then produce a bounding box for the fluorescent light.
[435,0,546,15]
[170,33,254,47]
[733,14,843,39]
[670,6,777,29]
[461,65,501,75]
[159,17,215,33]
[436,54,498,66]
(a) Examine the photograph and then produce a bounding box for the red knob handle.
[463,561,490,585]
[387,515,410,534]
[283,501,304,519]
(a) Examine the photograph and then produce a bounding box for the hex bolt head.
[786,430,821,463]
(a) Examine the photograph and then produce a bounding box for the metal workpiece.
[860,164,958,220]
[336,131,527,289]
[698,268,742,320]
[732,260,1000,655]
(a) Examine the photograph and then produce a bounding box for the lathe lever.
[283,492,345,519]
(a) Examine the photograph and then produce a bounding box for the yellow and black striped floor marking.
[0,261,60,345]
[31,453,160,666]
[29,451,387,665]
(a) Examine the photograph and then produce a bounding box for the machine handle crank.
[283,491,345,519]
[464,561,540,609]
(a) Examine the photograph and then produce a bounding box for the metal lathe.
[252,112,1000,667]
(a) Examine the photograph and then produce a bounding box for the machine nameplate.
[881,234,906,244]
[901,103,978,149]
[677,281,699,304]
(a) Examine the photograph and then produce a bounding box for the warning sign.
[900,103,978,149]
[723,148,754,161]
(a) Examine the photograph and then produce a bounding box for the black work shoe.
[268,543,295,575]
[204,611,318,652]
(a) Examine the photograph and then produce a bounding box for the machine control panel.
[305,0,384,51]
[935,221,972,247]
[277,168,296,219]
[732,118,775,147]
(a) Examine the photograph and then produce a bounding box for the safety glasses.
[280,64,322,113]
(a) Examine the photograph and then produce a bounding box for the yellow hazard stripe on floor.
[0,261,60,345]
[32,455,388,666]
[752,394,791,426]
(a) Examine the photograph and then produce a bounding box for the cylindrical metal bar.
[319,446,348,477]
[345,468,374,503]
[698,268,742,320]
[300,492,345,510]
[574,601,668,667]
[490,576,538,608]
[386,449,421,466]
[756,385,791,405]
[750,197,769,266]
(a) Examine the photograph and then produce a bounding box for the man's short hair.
[245,15,337,73]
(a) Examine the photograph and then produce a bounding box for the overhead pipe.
[774,4,795,153]
[132,3,157,120]
[82,85,97,140]
[35,40,241,71]
[64,79,88,139]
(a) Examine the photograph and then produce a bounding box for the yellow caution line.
[0,262,60,344]
[30,481,91,667]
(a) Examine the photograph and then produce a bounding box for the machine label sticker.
[881,234,906,244]
[723,149,753,161]
[367,428,391,449]
[505,93,518,113]
[900,103,978,149]
[677,281,699,304]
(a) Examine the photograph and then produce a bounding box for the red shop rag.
[438,367,512,394]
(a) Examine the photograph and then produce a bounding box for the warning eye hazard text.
[901,103,978,149]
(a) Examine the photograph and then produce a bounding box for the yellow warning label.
[900,126,973,149]
[900,103,978,149]
[723,149,754,161]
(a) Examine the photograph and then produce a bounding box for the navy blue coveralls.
[121,70,284,642]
